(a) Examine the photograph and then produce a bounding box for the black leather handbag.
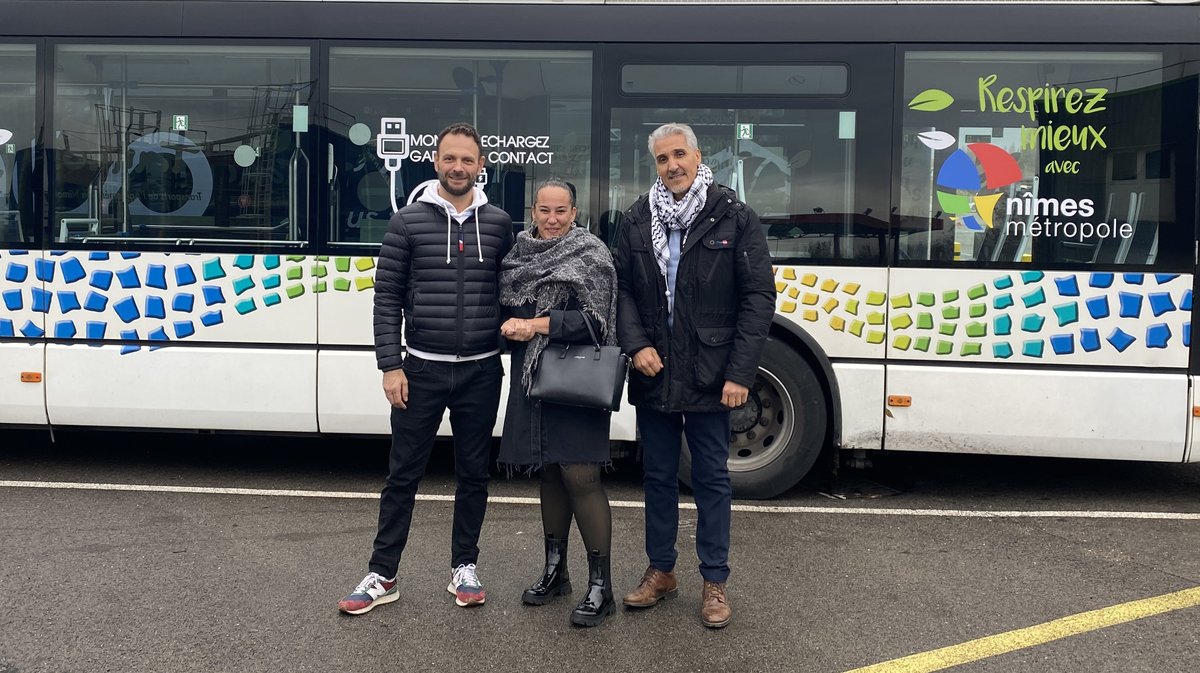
[530,316,628,411]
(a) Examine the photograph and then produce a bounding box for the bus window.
[325,47,593,246]
[897,49,1195,271]
[0,44,35,246]
[52,45,313,246]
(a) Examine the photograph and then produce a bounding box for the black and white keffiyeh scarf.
[648,163,714,278]
[499,226,618,393]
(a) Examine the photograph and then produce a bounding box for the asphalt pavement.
[2,429,1200,673]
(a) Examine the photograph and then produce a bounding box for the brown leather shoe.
[701,580,732,628]
[622,566,678,608]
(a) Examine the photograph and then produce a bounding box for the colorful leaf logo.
[908,89,955,112]
[917,130,956,150]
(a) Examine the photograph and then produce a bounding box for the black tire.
[679,337,828,500]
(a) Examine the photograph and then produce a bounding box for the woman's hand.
[500,317,537,342]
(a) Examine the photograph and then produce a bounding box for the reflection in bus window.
[898,50,1196,269]
[326,48,592,246]
[0,44,35,245]
[52,45,312,245]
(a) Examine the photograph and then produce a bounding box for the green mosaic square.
[942,306,960,320]
[961,342,983,356]
[286,255,306,262]
[967,283,988,300]
[316,255,330,261]
[286,266,302,280]
[849,320,864,337]
[313,280,327,293]
[285,283,304,299]
[845,299,859,315]
[939,323,957,336]
[893,335,912,350]
[312,264,328,278]
[914,336,931,352]
[891,293,912,309]
[916,292,936,307]
[334,257,351,273]
[965,322,987,338]
[866,330,885,344]
[891,314,913,330]
[942,290,959,303]
[867,311,885,325]
[333,277,351,292]
[916,313,934,330]
[936,340,954,355]
[969,303,986,318]
[866,291,886,306]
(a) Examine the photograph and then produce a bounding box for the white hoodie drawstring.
[474,209,483,263]
[445,208,453,264]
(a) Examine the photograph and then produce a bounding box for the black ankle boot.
[522,535,572,605]
[570,550,615,627]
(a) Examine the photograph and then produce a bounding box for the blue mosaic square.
[993,293,1013,309]
[1020,271,1044,284]
[90,269,113,290]
[1080,328,1101,352]
[1050,334,1074,355]
[1122,273,1144,285]
[0,319,13,337]
[54,320,76,339]
[5,262,27,282]
[993,343,1013,359]
[120,252,141,260]
[1118,292,1143,319]
[88,252,110,261]
[61,257,86,283]
[148,327,169,342]
[113,296,140,323]
[86,321,107,340]
[232,276,255,296]
[233,254,254,270]
[34,259,55,282]
[147,264,168,290]
[203,285,225,306]
[235,298,257,315]
[1022,288,1046,308]
[2,289,22,310]
[1155,274,1180,284]
[1107,327,1135,352]
[1146,324,1171,349]
[83,291,108,312]
[1089,273,1114,288]
[145,296,166,320]
[1147,292,1176,317]
[175,264,197,286]
[994,315,1012,336]
[30,287,52,313]
[172,293,195,313]
[120,344,141,355]
[1053,302,1079,326]
[6,249,28,255]
[119,329,139,340]
[263,292,281,307]
[1021,314,1045,332]
[174,321,195,339]
[200,310,223,327]
[1183,290,1193,311]
[1086,296,1110,320]
[20,321,44,338]
[202,258,226,281]
[1022,340,1044,358]
[263,255,281,270]
[1186,323,1192,348]
[1054,276,1080,297]
[48,250,65,257]
[116,266,141,289]
[263,274,281,289]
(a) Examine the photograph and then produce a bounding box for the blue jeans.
[637,407,732,583]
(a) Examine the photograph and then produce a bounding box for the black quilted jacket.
[373,201,514,371]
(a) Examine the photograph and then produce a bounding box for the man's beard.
[439,171,474,197]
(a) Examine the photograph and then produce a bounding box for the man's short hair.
[648,123,699,155]
[437,122,483,155]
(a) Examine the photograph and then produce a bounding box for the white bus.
[2,0,1199,498]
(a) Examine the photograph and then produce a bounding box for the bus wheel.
[679,337,828,500]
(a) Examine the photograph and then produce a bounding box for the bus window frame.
[0,38,43,251]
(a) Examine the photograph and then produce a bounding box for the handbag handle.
[579,312,602,353]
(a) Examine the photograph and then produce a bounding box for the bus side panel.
[1187,377,1199,463]
[0,342,47,425]
[45,344,317,432]
[831,362,884,450]
[885,366,1187,461]
[772,266,890,361]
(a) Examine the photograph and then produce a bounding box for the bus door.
[885,47,1197,461]
[602,45,895,497]
[0,41,45,426]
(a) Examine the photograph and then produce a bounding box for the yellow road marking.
[845,586,1200,673]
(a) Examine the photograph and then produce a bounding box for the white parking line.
[2,479,1200,520]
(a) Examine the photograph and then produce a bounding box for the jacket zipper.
[456,221,465,356]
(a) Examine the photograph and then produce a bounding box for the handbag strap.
[580,313,601,351]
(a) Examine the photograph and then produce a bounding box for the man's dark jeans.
[369,353,502,577]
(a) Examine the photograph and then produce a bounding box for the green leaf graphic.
[909,89,954,112]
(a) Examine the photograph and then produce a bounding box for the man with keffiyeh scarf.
[614,123,775,629]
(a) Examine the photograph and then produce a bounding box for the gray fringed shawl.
[499,226,618,393]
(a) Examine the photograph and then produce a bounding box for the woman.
[498,178,618,627]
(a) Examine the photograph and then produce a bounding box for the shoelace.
[355,572,386,593]
[454,563,481,588]
[704,583,727,603]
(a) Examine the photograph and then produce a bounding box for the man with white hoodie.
[339,122,514,615]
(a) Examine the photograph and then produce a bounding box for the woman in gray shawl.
[498,178,618,627]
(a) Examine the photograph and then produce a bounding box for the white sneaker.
[338,572,399,615]
[447,563,486,607]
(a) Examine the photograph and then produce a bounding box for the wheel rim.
[727,367,795,473]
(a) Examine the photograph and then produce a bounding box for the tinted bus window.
[0,44,35,245]
[53,45,312,245]
[621,64,848,96]
[326,47,593,246]
[898,50,1195,269]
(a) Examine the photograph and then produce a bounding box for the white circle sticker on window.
[234,145,258,168]
[348,123,372,147]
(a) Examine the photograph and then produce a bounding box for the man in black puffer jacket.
[339,122,513,616]
[616,123,775,629]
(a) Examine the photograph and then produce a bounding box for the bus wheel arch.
[679,323,836,500]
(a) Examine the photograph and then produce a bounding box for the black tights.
[540,463,611,556]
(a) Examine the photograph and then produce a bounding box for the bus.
[2,0,1199,499]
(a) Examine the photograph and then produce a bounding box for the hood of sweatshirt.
[410,179,491,264]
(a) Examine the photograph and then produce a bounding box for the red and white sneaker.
[447,563,486,607]
[338,572,398,615]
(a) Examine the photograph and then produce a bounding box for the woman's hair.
[533,177,576,207]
